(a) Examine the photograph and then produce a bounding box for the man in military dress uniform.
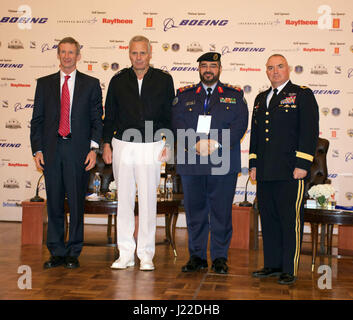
[103,35,175,271]
[172,52,248,274]
[249,54,319,284]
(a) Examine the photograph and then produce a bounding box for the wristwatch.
[90,147,99,153]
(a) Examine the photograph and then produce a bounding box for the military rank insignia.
[220,97,236,104]
[185,100,195,106]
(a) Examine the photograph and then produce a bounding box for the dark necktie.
[268,88,278,108]
[58,75,71,137]
[204,87,212,112]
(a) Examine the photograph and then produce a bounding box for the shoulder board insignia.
[300,85,309,89]
[224,84,242,92]
[177,84,197,93]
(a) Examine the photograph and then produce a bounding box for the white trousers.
[111,138,164,262]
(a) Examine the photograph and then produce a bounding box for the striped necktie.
[58,75,71,137]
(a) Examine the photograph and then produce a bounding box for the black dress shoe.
[278,273,296,285]
[65,256,80,269]
[43,256,65,269]
[181,256,208,272]
[252,267,282,278]
[211,258,228,274]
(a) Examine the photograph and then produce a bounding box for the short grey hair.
[57,37,81,55]
[129,35,151,53]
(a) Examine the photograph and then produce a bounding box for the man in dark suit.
[30,37,103,269]
[172,52,248,274]
[249,54,319,284]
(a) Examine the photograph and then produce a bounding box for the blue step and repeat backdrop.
[0,0,352,221]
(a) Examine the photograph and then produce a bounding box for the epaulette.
[223,83,242,92]
[177,84,197,94]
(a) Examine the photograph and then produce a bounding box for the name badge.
[196,115,212,134]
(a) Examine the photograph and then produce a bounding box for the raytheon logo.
[286,19,318,26]
[163,18,228,32]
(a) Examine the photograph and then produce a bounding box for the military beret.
[197,52,221,63]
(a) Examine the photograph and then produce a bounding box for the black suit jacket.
[249,81,319,181]
[30,70,103,166]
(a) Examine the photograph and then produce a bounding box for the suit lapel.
[269,81,292,111]
[260,88,271,110]
[71,70,82,117]
[51,71,61,114]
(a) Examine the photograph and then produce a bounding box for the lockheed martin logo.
[163,17,228,32]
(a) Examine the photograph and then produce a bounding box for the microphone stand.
[30,173,44,202]
[239,176,252,207]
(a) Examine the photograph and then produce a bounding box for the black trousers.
[43,138,89,257]
[257,179,305,276]
[181,173,237,261]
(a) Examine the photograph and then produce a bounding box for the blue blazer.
[172,81,248,175]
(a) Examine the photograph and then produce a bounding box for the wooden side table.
[21,200,47,245]
[230,205,255,250]
[304,207,353,271]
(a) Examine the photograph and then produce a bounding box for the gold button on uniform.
[189,108,192,111]
[266,112,269,115]
[265,120,269,124]
[226,106,230,110]
[266,138,269,142]
[265,129,269,132]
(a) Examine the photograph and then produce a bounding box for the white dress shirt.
[266,80,289,108]
[60,69,98,148]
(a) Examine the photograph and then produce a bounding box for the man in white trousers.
[102,35,175,271]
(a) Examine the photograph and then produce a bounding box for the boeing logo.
[345,152,353,162]
[348,68,353,78]
[42,43,83,53]
[0,63,23,68]
[163,17,228,32]
[0,17,48,24]
[41,43,58,53]
[0,143,21,148]
[222,46,265,55]
[14,103,34,112]
[313,89,340,95]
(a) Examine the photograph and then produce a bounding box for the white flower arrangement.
[109,180,117,191]
[308,184,335,206]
